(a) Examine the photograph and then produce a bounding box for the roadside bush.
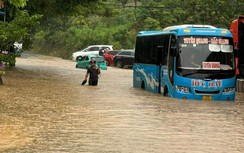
[0,52,17,66]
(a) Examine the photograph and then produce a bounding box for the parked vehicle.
[103,50,120,66]
[113,50,135,68]
[76,55,107,70]
[14,42,23,57]
[72,45,113,61]
[133,25,235,101]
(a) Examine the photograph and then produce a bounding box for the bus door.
[168,35,176,85]
[159,44,168,95]
[157,35,170,95]
[157,46,163,93]
[157,34,176,96]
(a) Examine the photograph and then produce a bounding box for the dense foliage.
[3,0,244,59]
[0,0,41,62]
[0,10,41,50]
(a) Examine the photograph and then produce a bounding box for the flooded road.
[0,52,244,153]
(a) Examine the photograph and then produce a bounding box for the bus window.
[157,46,163,65]
[161,35,170,65]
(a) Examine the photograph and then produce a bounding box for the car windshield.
[176,36,235,79]
[118,51,135,56]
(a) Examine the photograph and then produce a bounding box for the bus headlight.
[223,87,235,94]
[176,85,190,93]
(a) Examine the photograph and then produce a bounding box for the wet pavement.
[0,52,244,153]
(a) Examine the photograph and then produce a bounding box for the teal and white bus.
[133,25,236,101]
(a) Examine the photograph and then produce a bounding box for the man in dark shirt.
[84,60,101,86]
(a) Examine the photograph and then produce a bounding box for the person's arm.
[85,73,88,80]
[85,69,89,80]
[97,66,101,74]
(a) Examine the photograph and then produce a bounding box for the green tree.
[8,0,28,7]
[0,0,41,84]
[0,10,41,50]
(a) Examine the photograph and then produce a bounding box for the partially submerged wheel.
[163,86,169,96]
[116,61,123,68]
[141,81,145,89]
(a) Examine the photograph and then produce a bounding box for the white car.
[72,45,113,61]
[14,42,23,51]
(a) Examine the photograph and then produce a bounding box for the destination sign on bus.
[202,62,220,70]
[183,37,229,45]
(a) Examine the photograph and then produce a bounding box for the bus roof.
[163,24,216,31]
[163,24,232,37]
[137,31,166,35]
[138,25,232,37]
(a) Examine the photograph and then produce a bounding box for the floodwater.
[0,52,243,153]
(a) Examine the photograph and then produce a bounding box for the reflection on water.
[0,53,243,153]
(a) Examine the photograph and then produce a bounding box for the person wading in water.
[82,60,101,86]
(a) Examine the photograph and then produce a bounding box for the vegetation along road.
[0,52,244,153]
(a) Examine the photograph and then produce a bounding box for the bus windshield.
[176,36,235,79]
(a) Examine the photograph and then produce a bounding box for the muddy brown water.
[0,52,244,153]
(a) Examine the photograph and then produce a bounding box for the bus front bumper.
[174,92,235,101]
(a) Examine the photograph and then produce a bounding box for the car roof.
[88,45,113,47]
[107,50,121,53]
[75,45,113,52]
[119,49,134,52]
[115,50,135,56]
[108,50,121,52]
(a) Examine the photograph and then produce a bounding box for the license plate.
[203,96,212,101]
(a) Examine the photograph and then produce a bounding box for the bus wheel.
[141,81,145,89]
[163,86,168,97]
